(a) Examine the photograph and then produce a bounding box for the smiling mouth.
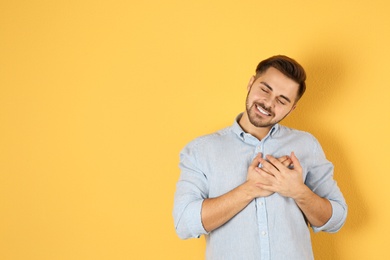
[256,104,271,116]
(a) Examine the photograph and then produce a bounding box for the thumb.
[250,153,263,168]
[290,152,302,171]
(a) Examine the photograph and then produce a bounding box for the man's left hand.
[255,152,306,199]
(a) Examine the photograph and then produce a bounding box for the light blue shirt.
[173,114,347,260]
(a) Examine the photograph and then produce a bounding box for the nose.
[262,97,275,111]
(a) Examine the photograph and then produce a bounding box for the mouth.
[256,104,272,116]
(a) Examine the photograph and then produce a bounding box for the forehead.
[255,67,299,100]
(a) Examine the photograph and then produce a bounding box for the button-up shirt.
[173,115,347,260]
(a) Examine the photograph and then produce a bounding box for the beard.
[245,93,292,128]
[246,101,275,128]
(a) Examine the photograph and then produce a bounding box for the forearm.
[201,182,256,232]
[294,185,332,227]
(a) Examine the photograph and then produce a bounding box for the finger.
[250,153,263,168]
[290,152,302,171]
[257,182,277,193]
[278,155,292,167]
[255,167,275,180]
[277,155,288,161]
[255,166,275,177]
[265,155,285,175]
[258,156,279,174]
[269,154,293,168]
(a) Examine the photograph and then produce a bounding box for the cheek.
[276,106,294,116]
[249,91,267,101]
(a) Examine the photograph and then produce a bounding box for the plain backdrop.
[1,0,389,259]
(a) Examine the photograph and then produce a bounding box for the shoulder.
[181,125,235,153]
[276,125,327,163]
[277,125,319,145]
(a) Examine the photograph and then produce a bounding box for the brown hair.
[256,55,306,101]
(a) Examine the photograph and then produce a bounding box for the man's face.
[245,67,299,128]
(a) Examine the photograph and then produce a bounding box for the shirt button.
[261,231,267,236]
[259,201,263,206]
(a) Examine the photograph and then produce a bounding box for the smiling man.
[173,55,347,260]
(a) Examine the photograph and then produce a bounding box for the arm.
[201,181,256,232]
[292,185,332,227]
[173,145,209,239]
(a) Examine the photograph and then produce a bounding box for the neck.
[238,112,273,141]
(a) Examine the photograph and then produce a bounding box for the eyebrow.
[260,81,292,103]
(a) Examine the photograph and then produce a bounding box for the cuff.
[312,200,347,233]
[176,199,208,239]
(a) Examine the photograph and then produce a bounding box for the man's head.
[240,55,307,137]
[255,55,306,101]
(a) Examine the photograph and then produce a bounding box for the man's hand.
[201,153,304,232]
[254,152,333,227]
[246,153,294,198]
[255,152,305,199]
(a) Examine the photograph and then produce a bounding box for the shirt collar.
[232,113,279,141]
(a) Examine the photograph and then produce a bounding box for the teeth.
[257,105,270,116]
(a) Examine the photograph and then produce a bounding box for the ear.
[247,76,255,91]
[291,104,297,111]
[287,104,297,115]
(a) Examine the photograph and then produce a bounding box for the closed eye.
[277,98,286,105]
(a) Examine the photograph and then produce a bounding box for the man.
[173,55,347,259]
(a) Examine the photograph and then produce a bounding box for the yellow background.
[1,0,389,259]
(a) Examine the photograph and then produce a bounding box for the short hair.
[255,55,306,101]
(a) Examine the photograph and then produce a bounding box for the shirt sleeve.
[305,135,348,233]
[173,141,209,239]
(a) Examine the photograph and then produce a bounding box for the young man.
[173,55,347,260]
